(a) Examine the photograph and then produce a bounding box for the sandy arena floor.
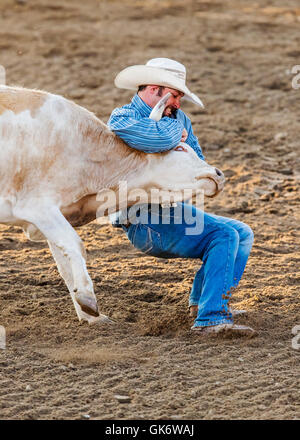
[0,0,299,420]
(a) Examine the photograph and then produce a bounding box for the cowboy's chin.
[164,106,175,117]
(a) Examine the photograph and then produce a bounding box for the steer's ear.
[149,92,172,121]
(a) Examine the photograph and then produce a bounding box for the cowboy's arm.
[108,108,184,153]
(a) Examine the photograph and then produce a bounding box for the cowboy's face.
[151,86,184,116]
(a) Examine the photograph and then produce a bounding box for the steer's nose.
[214,168,225,187]
[215,168,223,177]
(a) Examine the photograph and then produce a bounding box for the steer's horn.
[149,92,172,121]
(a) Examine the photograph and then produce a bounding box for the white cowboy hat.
[114,57,204,108]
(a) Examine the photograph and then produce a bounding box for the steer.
[0,85,225,324]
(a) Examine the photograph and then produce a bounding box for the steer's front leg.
[14,204,107,322]
[48,241,111,324]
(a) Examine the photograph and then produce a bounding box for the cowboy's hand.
[181,128,188,142]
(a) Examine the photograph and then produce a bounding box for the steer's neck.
[80,115,150,191]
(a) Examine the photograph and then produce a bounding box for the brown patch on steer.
[12,170,27,192]
[0,88,47,117]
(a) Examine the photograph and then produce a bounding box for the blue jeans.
[122,203,254,328]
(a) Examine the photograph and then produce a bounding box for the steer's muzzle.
[205,167,225,197]
[195,166,225,197]
[212,167,225,194]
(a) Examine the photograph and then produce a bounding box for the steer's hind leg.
[14,204,100,319]
[48,241,111,324]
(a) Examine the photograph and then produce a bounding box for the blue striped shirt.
[108,94,204,160]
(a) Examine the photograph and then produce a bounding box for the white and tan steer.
[0,85,225,324]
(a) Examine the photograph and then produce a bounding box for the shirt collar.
[131,94,153,118]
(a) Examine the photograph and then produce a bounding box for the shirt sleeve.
[108,108,184,153]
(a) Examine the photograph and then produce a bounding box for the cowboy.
[108,58,256,336]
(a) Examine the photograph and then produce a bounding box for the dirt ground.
[0,0,299,420]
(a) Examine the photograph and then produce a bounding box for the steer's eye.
[174,145,188,152]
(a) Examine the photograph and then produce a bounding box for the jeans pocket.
[130,224,162,255]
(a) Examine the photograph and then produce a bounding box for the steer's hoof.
[75,292,99,317]
[83,313,115,326]
[98,313,114,325]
